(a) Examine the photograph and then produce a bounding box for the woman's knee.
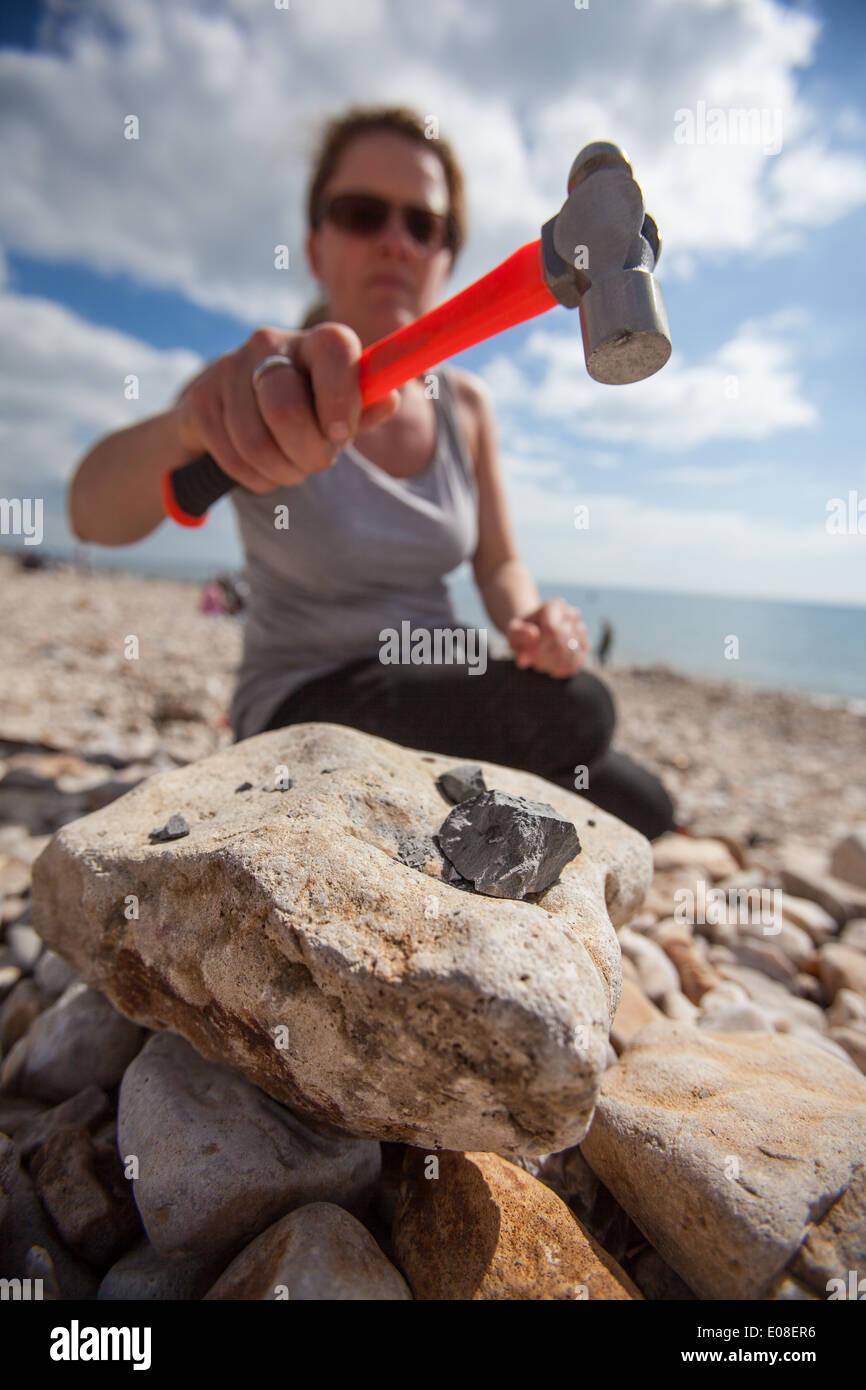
[579,749,676,841]
[561,669,616,765]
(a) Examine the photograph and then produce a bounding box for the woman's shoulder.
[442,366,492,467]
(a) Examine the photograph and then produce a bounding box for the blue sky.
[1,0,864,604]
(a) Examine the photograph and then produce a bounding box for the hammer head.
[541,142,671,385]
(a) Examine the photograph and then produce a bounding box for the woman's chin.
[361,303,418,342]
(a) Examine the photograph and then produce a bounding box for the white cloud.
[479,308,818,451]
[0,0,863,326]
[491,479,866,606]
[0,291,201,487]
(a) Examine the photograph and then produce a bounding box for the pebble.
[4,921,44,972]
[0,981,146,1103]
[818,942,866,1003]
[14,1084,112,1162]
[840,918,866,952]
[581,1020,866,1300]
[98,1238,229,1301]
[0,1133,99,1299]
[392,1149,643,1300]
[32,948,79,999]
[611,978,664,1053]
[204,1202,412,1300]
[117,1031,382,1262]
[29,1122,142,1267]
[0,978,45,1054]
[617,928,680,1002]
[830,825,866,888]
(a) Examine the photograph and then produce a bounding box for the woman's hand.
[172,323,401,494]
[506,599,590,678]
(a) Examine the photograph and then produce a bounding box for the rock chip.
[437,789,581,899]
[117,1031,381,1262]
[435,763,487,804]
[580,1021,866,1299]
[204,1202,412,1300]
[392,1149,643,1300]
[30,723,652,1156]
[147,813,189,843]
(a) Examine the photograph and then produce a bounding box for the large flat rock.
[580,1020,866,1299]
[30,722,651,1157]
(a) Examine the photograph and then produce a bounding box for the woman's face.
[305,130,454,346]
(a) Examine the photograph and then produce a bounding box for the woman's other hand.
[507,599,590,677]
[172,322,400,494]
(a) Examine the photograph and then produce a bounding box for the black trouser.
[258,656,675,841]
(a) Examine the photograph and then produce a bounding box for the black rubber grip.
[170,453,235,520]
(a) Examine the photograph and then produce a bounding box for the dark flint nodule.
[437,790,581,899]
[437,849,477,894]
[148,813,190,843]
[234,782,253,793]
[436,763,487,805]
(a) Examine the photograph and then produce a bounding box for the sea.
[15,547,866,706]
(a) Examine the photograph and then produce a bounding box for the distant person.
[67,104,675,840]
[597,619,614,666]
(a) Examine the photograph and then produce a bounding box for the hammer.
[163,141,671,526]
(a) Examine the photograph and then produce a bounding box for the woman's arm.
[451,370,541,632]
[67,407,202,546]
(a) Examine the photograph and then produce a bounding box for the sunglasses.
[313,192,455,253]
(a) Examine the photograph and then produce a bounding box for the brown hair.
[300,105,467,330]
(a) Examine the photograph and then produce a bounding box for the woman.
[68,104,674,840]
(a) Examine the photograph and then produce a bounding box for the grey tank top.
[229,367,479,741]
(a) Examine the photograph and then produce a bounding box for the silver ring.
[252,354,293,388]
[567,637,580,651]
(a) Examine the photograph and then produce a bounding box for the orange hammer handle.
[164,239,556,525]
[358,239,555,405]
